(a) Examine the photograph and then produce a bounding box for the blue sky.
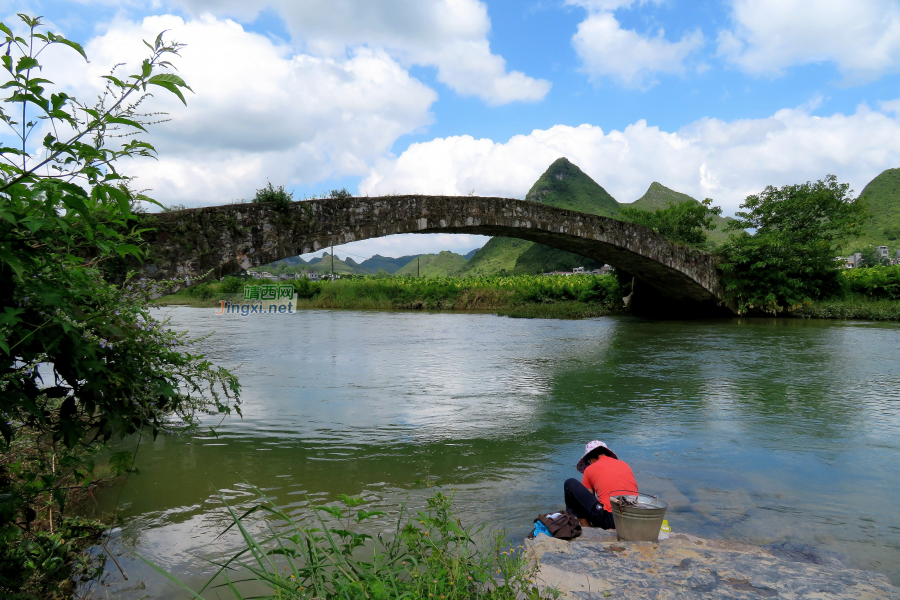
[9,0,900,259]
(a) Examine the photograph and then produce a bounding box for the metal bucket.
[609,492,668,542]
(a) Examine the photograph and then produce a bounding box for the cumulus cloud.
[360,103,900,215]
[42,14,437,205]
[572,11,704,88]
[718,0,900,80]
[167,0,550,105]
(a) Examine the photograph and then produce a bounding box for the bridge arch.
[141,195,729,314]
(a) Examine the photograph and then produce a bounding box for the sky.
[7,0,900,260]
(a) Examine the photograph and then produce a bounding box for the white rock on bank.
[525,529,899,599]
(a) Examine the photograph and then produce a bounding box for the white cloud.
[42,14,437,204]
[718,0,900,79]
[361,103,900,216]
[569,5,703,88]
[167,0,550,105]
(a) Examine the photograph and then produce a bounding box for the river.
[85,308,900,598]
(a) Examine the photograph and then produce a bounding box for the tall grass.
[148,489,556,600]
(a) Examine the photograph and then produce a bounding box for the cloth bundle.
[532,511,582,540]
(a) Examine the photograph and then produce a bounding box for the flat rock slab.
[525,530,899,600]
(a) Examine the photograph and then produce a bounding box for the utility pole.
[417,256,420,277]
[331,245,334,281]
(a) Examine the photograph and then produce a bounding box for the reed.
[146,488,557,600]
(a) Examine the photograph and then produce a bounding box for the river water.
[86,308,900,598]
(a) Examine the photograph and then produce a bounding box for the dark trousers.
[564,478,615,530]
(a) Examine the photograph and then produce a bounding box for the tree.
[619,199,722,248]
[856,246,890,268]
[717,175,867,314]
[0,15,239,594]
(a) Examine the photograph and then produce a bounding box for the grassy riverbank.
[789,297,900,321]
[155,274,626,318]
[155,272,900,321]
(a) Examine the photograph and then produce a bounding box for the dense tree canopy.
[717,175,867,314]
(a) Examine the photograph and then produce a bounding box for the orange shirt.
[581,455,637,511]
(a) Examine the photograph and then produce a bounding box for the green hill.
[306,253,361,274]
[359,254,420,274]
[624,182,733,247]
[628,181,696,211]
[525,157,620,217]
[459,238,535,275]
[513,244,603,274]
[851,168,900,253]
[466,158,622,275]
[395,251,468,277]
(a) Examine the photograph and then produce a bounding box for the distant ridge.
[359,254,421,274]
[395,251,468,277]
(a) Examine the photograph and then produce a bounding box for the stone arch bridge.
[141,195,732,316]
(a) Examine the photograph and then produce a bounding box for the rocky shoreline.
[525,528,899,599]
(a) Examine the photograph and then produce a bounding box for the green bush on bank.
[791,297,900,321]
[841,265,900,300]
[157,489,556,600]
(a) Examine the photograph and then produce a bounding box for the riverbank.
[526,528,900,599]
[789,297,900,320]
[154,276,900,321]
[153,274,626,319]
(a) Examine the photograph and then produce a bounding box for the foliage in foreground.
[0,16,239,597]
[717,175,867,314]
[152,489,555,600]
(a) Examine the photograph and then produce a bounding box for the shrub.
[186,282,214,300]
[841,265,900,300]
[292,277,322,299]
[329,187,352,199]
[220,276,244,294]
[253,182,293,210]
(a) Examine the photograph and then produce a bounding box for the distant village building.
[251,271,263,279]
[545,264,615,276]
[878,246,890,259]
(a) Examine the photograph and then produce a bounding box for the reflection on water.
[85,309,900,598]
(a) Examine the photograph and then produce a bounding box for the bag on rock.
[535,512,582,540]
